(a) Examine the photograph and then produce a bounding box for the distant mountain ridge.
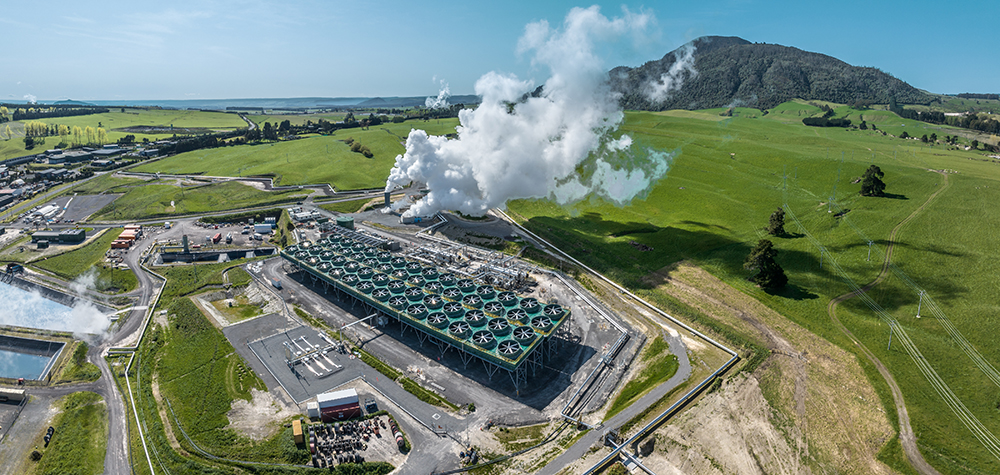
[33,95,481,110]
[609,36,935,111]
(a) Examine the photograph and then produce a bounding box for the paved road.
[537,333,691,475]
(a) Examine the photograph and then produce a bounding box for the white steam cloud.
[0,270,111,338]
[387,6,674,217]
[23,94,37,104]
[425,81,451,109]
[644,42,697,103]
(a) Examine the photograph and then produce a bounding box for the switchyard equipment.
[280,228,571,391]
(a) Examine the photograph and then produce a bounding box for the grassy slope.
[33,228,138,293]
[131,118,460,189]
[90,180,308,221]
[249,112,347,126]
[32,391,107,475]
[507,107,1000,474]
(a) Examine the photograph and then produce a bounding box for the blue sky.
[3,0,994,101]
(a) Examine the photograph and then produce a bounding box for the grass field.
[131,118,460,189]
[0,109,247,162]
[249,112,348,126]
[30,391,107,475]
[604,337,679,420]
[319,197,379,214]
[88,180,309,221]
[33,228,138,293]
[507,104,1000,474]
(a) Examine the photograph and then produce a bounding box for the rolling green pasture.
[131,119,459,190]
[249,112,347,126]
[89,180,308,221]
[34,228,138,293]
[508,107,1000,474]
[0,109,247,161]
[31,391,107,475]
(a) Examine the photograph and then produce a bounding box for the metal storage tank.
[337,216,355,230]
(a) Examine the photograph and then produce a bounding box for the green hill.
[610,36,934,110]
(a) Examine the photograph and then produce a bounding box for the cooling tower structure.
[281,228,570,391]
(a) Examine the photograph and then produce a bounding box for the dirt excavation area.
[638,262,897,475]
[226,388,300,441]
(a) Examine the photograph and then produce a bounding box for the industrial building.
[30,228,86,244]
[317,388,362,422]
[280,228,571,391]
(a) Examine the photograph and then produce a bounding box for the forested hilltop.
[610,36,935,110]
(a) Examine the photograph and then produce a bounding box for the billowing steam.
[645,42,697,103]
[23,94,37,104]
[425,81,451,109]
[386,6,677,217]
[0,271,111,338]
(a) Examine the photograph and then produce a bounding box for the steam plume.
[425,81,451,109]
[0,271,111,338]
[386,6,675,217]
[23,94,37,104]
[645,42,697,102]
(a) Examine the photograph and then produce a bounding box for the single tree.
[744,239,788,290]
[861,165,886,197]
[921,134,928,143]
[899,131,909,139]
[930,133,937,142]
[23,136,34,149]
[766,207,785,236]
[971,139,979,150]
[859,120,867,130]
